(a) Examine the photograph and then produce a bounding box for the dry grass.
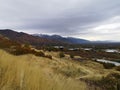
[0,50,87,90]
[46,51,119,79]
[0,49,118,90]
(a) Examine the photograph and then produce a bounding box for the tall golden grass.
[0,50,86,90]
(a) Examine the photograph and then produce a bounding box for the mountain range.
[0,29,120,49]
[0,29,90,47]
[0,29,67,47]
[33,34,90,44]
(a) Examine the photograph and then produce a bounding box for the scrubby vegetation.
[59,52,65,58]
[70,54,74,58]
[56,65,87,77]
[45,55,52,59]
[0,49,120,90]
[0,50,86,90]
[83,72,120,90]
[115,66,120,71]
[97,62,116,69]
[102,63,116,69]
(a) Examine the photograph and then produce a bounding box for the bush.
[70,54,74,58]
[12,47,30,55]
[115,66,120,71]
[102,63,115,69]
[59,52,65,58]
[35,51,45,57]
[98,73,120,90]
[84,72,120,90]
[45,55,52,59]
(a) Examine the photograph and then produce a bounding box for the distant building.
[54,46,64,49]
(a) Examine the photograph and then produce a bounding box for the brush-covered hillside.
[0,49,120,90]
[0,29,68,47]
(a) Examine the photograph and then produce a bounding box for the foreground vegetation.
[0,49,120,90]
[0,50,86,90]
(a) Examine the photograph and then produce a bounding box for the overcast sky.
[0,0,120,41]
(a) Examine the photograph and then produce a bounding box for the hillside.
[0,49,87,90]
[0,49,120,90]
[0,34,20,48]
[0,29,67,47]
[0,34,52,58]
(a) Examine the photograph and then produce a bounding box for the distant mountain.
[0,29,67,47]
[33,34,90,44]
[0,29,119,49]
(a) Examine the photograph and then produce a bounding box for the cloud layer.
[0,0,120,41]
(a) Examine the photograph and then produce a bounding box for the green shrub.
[59,52,65,58]
[102,63,115,69]
[70,54,74,58]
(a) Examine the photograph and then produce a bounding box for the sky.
[0,0,120,41]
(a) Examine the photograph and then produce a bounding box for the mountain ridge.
[0,29,67,47]
[33,34,90,44]
[1,29,118,47]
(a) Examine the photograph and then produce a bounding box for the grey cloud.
[0,0,120,41]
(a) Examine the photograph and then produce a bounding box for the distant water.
[96,59,120,66]
[105,49,119,53]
